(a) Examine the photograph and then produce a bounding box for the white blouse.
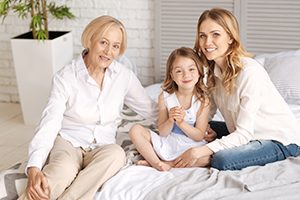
[207,57,300,152]
[163,91,200,135]
[27,55,158,170]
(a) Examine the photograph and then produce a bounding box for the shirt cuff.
[25,154,44,175]
[206,139,226,153]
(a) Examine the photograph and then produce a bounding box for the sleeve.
[207,63,263,152]
[26,73,69,173]
[124,71,158,123]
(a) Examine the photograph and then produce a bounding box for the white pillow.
[289,104,300,124]
[255,49,300,66]
[145,83,162,103]
[118,55,137,74]
[264,55,300,105]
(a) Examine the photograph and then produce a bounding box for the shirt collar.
[213,64,223,80]
[76,50,121,82]
[76,54,89,80]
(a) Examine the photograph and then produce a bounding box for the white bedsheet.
[95,157,300,200]
[94,165,202,200]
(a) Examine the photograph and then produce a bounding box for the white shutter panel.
[155,0,300,81]
[243,0,300,55]
[155,0,235,82]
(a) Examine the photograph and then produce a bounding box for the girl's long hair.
[162,47,208,104]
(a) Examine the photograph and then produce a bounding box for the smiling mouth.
[99,55,110,62]
[205,48,216,53]
[182,80,192,83]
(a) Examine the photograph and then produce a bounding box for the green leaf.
[0,0,9,16]
[0,0,75,40]
[31,14,43,29]
[48,2,75,20]
[36,29,47,40]
[12,3,28,18]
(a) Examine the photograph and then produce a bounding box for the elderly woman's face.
[88,26,123,69]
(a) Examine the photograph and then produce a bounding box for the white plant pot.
[11,31,73,126]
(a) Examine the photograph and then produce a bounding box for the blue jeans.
[211,140,300,170]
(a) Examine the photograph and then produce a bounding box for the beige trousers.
[19,135,126,200]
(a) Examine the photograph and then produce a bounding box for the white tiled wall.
[0,0,155,103]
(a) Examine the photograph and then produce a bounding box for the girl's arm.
[157,92,174,137]
[176,98,210,141]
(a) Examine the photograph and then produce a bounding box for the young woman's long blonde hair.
[194,8,252,94]
[162,47,208,104]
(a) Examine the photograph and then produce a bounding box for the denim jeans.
[209,121,300,170]
[211,140,300,170]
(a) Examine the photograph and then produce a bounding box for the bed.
[1,49,300,200]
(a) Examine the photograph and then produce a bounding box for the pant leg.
[44,135,83,199]
[58,144,126,200]
[211,140,300,170]
[209,121,230,139]
[18,136,83,200]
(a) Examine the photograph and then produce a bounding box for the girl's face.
[198,18,232,67]
[171,56,200,91]
[87,26,122,70]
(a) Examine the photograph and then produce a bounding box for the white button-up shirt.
[207,57,300,152]
[27,55,158,170]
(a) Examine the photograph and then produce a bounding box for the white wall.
[0,0,155,103]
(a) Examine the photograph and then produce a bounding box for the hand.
[26,167,50,200]
[204,125,217,142]
[169,106,185,124]
[174,146,214,168]
[174,147,200,168]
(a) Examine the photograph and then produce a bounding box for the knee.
[211,152,233,170]
[44,152,80,180]
[110,144,126,157]
[129,124,145,140]
[107,144,126,166]
[211,155,226,170]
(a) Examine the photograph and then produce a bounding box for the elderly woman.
[19,15,157,200]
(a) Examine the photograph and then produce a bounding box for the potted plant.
[0,0,75,125]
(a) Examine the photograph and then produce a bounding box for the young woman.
[19,16,157,200]
[129,47,213,171]
[174,8,300,170]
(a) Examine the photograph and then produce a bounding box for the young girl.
[129,47,212,171]
[174,8,300,170]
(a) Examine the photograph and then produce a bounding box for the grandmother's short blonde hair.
[81,15,127,55]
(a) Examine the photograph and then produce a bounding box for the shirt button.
[96,121,101,125]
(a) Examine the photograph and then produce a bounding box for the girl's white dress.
[150,91,207,161]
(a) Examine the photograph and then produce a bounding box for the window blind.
[155,0,300,81]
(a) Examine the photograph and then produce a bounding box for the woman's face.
[87,26,123,70]
[198,18,232,67]
[171,56,200,91]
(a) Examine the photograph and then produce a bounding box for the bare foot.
[136,160,151,166]
[152,161,172,171]
[136,160,173,171]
